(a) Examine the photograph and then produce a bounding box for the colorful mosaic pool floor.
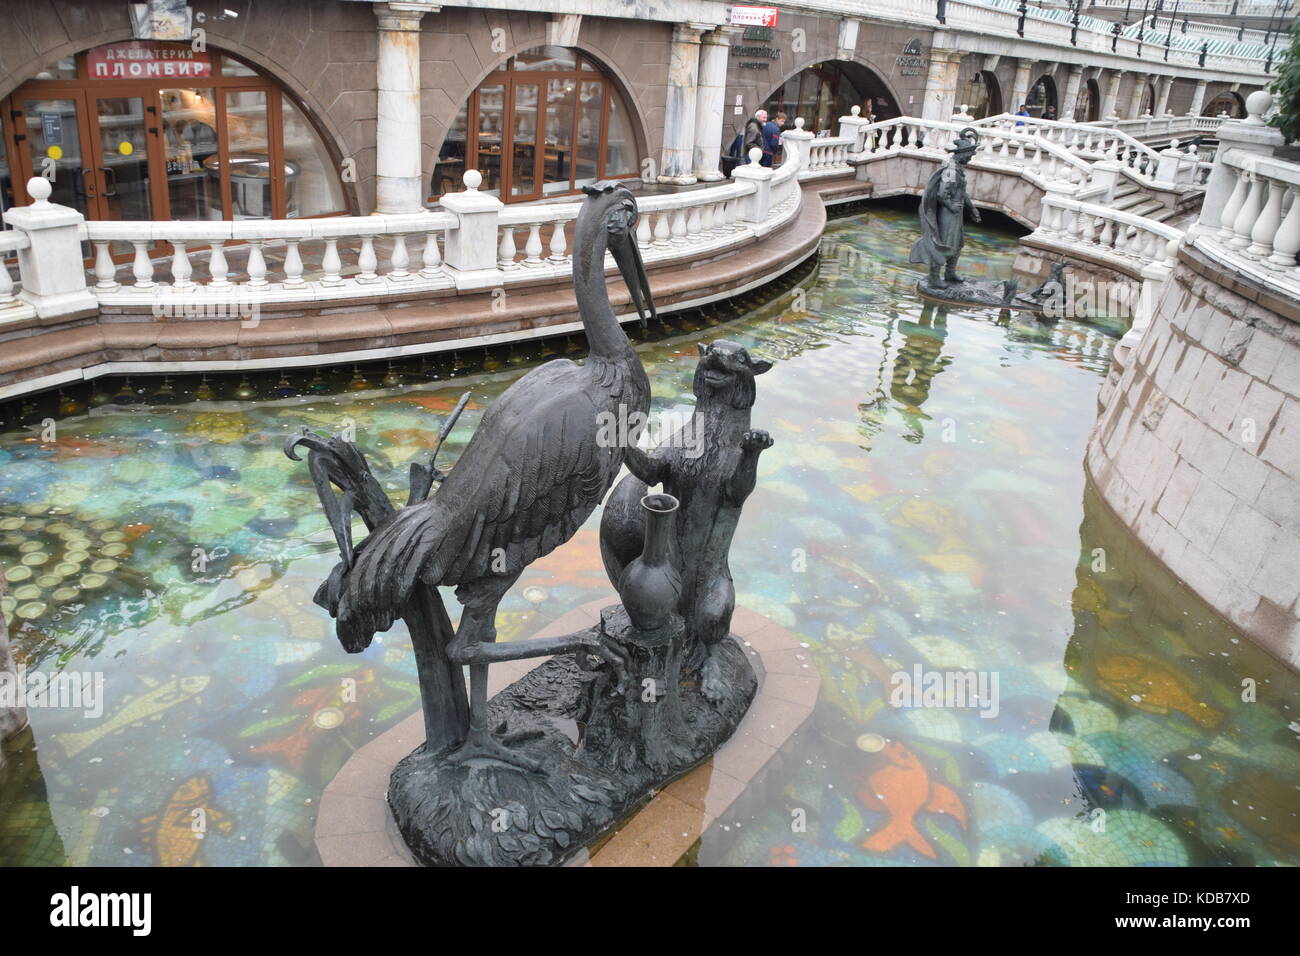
[0,204,1297,866]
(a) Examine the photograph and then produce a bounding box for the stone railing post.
[439,170,504,284]
[1154,139,1194,186]
[838,105,873,155]
[1088,159,1123,202]
[1198,90,1282,231]
[2,178,98,319]
[732,148,774,223]
[780,117,814,170]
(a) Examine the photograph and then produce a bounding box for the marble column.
[1154,75,1173,117]
[1100,69,1124,119]
[1010,58,1034,112]
[374,1,434,214]
[659,24,707,185]
[921,50,963,121]
[1187,79,1208,117]
[693,27,732,182]
[1061,64,1084,121]
[1129,72,1151,119]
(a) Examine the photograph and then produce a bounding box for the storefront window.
[430,46,640,203]
[282,95,344,217]
[1,43,346,228]
[161,87,221,221]
[605,91,635,177]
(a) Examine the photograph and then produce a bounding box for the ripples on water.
[0,205,1296,866]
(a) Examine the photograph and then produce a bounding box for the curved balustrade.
[77,148,799,310]
[976,113,1210,188]
[1032,193,1184,272]
[857,115,1097,190]
[1192,149,1300,295]
[84,212,460,304]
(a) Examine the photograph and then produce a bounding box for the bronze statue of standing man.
[911,127,981,290]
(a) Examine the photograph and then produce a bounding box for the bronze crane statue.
[288,182,655,771]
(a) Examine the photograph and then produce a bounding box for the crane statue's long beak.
[611,225,655,329]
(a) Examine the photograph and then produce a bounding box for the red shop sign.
[86,41,212,81]
[729,6,779,27]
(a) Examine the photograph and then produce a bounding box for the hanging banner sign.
[86,41,211,80]
[730,6,779,27]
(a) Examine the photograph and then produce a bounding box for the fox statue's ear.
[750,359,774,375]
[697,343,709,358]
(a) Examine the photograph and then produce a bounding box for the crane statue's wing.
[334,360,616,643]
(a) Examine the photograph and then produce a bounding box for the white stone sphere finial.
[1245,90,1272,125]
[748,146,762,166]
[26,176,52,207]
[463,169,483,192]
[850,105,861,117]
[795,117,805,130]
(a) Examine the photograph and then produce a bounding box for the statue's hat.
[947,127,980,154]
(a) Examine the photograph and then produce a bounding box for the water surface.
[1,205,1296,866]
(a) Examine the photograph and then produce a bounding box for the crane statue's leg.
[444,596,544,772]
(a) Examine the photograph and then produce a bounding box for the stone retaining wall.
[1085,243,1300,668]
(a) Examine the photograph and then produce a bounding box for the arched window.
[1076,78,1101,123]
[962,71,1002,120]
[1203,90,1244,118]
[1026,75,1057,118]
[1,42,348,225]
[431,46,641,204]
[761,60,899,135]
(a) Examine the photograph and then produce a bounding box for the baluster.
[1082,214,1098,244]
[388,233,410,280]
[523,223,544,266]
[653,210,671,246]
[420,230,442,277]
[356,235,379,283]
[1014,139,1026,162]
[93,241,118,291]
[725,196,740,230]
[246,239,268,288]
[131,240,154,289]
[1230,175,1267,249]
[1247,180,1283,258]
[209,241,230,288]
[1098,217,1114,249]
[321,238,343,285]
[636,213,652,248]
[671,207,688,245]
[498,226,518,269]
[171,240,194,290]
[0,257,13,305]
[283,238,306,288]
[1218,169,1250,240]
[700,201,715,237]
[686,204,703,241]
[1268,186,1300,269]
[548,219,568,262]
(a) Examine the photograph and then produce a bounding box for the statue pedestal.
[314,600,818,867]
[384,603,757,866]
[916,277,1059,317]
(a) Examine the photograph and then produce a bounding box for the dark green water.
[1,205,1296,866]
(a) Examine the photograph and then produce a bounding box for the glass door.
[87,95,159,253]
[17,94,95,218]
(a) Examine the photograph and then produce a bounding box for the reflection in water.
[0,204,1295,866]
